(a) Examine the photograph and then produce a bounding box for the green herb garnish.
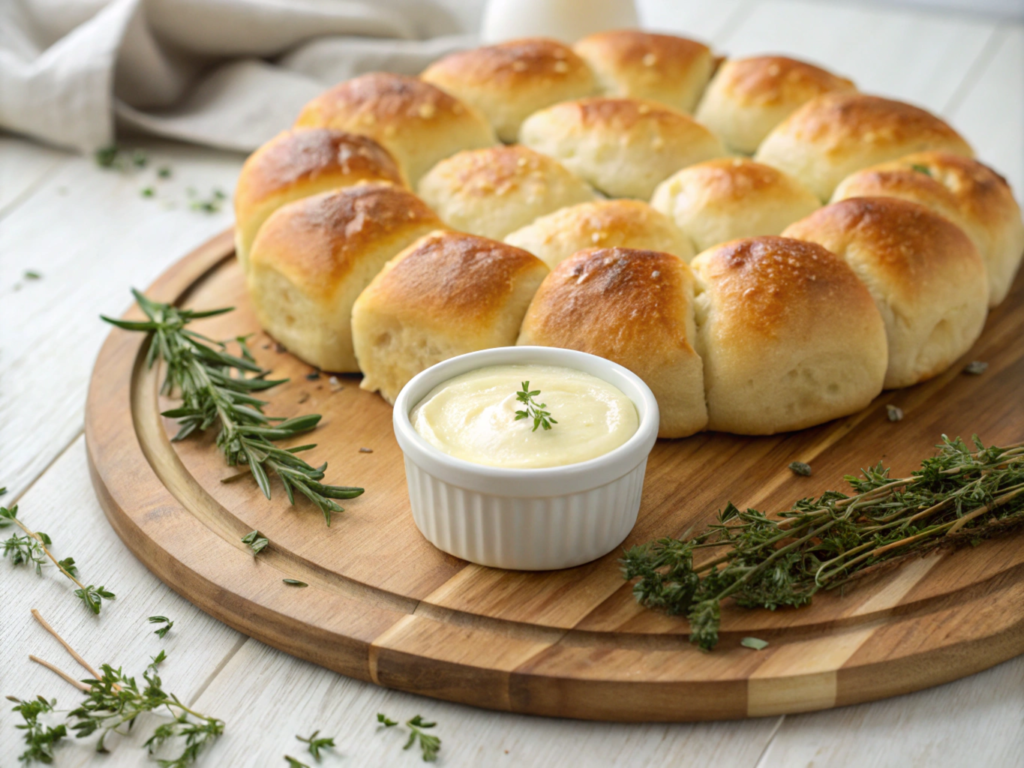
[7,695,66,764]
[788,461,812,477]
[909,163,932,176]
[149,615,174,639]
[514,381,557,432]
[242,530,269,555]
[740,637,769,651]
[102,291,363,524]
[283,579,308,587]
[285,757,309,768]
[623,436,1024,651]
[403,715,441,762]
[24,270,42,280]
[377,713,398,727]
[296,730,335,761]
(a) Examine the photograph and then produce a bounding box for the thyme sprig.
[376,713,441,762]
[623,436,1024,651]
[8,695,66,764]
[514,381,557,432]
[102,290,363,525]
[1,490,115,615]
[296,729,335,761]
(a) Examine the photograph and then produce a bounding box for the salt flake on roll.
[690,236,888,435]
[783,197,989,389]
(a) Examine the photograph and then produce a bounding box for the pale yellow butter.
[410,364,638,469]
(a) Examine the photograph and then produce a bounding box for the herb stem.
[8,516,88,591]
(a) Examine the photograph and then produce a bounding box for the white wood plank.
[715,0,997,112]
[759,655,1024,768]
[944,26,1024,201]
[0,140,242,500]
[637,0,753,43]
[0,134,68,217]
[0,436,245,764]
[187,639,780,768]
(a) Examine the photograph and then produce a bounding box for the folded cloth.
[0,0,482,154]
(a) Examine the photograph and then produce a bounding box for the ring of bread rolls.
[236,32,1023,437]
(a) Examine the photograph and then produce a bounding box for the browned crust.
[427,145,576,198]
[783,197,979,293]
[697,236,875,337]
[574,30,710,76]
[249,184,442,299]
[671,158,808,202]
[522,248,694,357]
[714,55,854,107]
[421,37,593,89]
[776,93,971,156]
[548,97,703,131]
[373,232,547,323]
[295,73,473,128]
[236,128,404,214]
[539,200,680,242]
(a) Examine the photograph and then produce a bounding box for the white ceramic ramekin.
[392,346,659,570]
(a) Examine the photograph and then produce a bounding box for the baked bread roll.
[416,145,596,240]
[755,93,973,200]
[504,199,694,268]
[518,248,707,438]
[520,97,726,199]
[783,197,988,389]
[233,128,405,271]
[831,152,1024,307]
[651,158,820,252]
[690,237,887,434]
[246,184,444,373]
[573,31,715,114]
[420,38,597,143]
[352,232,549,403]
[695,56,855,154]
[294,73,496,186]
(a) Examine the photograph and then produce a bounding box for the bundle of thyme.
[102,290,363,524]
[623,436,1024,651]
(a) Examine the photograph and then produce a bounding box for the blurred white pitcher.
[481,0,639,43]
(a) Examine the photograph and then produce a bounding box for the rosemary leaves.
[102,291,363,524]
[623,436,1024,651]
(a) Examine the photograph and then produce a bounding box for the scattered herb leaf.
[102,290,363,525]
[886,404,904,422]
[149,615,174,639]
[403,715,441,762]
[24,270,42,280]
[910,163,932,176]
[514,381,557,432]
[241,530,269,555]
[141,187,155,198]
[283,579,308,587]
[377,713,398,727]
[285,757,309,768]
[964,361,988,375]
[158,166,173,179]
[788,461,812,477]
[740,637,769,651]
[297,730,335,761]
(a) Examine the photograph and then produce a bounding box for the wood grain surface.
[84,229,1024,722]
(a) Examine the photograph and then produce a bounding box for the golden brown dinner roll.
[690,237,887,434]
[520,97,726,199]
[352,232,549,403]
[831,152,1024,307]
[783,198,988,389]
[650,158,820,252]
[755,93,973,201]
[518,248,707,438]
[695,56,855,155]
[246,184,445,373]
[416,145,595,240]
[233,128,405,270]
[420,38,597,143]
[573,30,715,114]
[294,73,496,186]
[504,199,694,268]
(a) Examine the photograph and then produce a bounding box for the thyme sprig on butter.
[623,436,1024,651]
[1,489,115,615]
[514,381,557,432]
[102,290,363,525]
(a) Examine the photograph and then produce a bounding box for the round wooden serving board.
[86,230,1024,721]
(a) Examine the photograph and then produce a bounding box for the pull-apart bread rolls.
[696,56,855,155]
[416,145,595,240]
[573,31,715,114]
[518,248,707,438]
[755,93,973,201]
[651,158,820,252]
[783,197,988,389]
[420,38,597,143]
[234,128,405,270]
[690,237,887,435]
[352,232,549,403]
[295,73,496,186]
[832,152,1024,306]
[246,184,445,373]
[520,97,726,199]
[505,199,694,269]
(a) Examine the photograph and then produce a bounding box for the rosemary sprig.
[1,490,115,615]
[514,381,557,432]
[623,436,1024,651]
[102,290,363,525]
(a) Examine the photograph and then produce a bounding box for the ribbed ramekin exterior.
[404,455,648,570]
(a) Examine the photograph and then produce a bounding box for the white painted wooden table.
[2,2,1023,765]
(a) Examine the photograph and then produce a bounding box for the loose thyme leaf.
[297,729,335,761]
[102,290,364,525]
[377,713,398,727]
[514,380,557,432]
[740,637,769,651]
[283,579,308,587]
[403,715,441,762]
[788,461,812,477]
[623,436,1024,650]
[149,615,174,639]
[285,757,310,768]
[242,529,269,555]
